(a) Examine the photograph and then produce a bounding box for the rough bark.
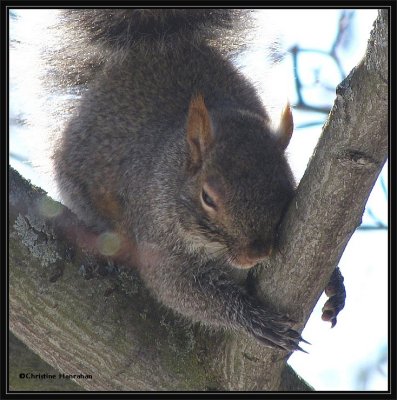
[8,333,81,391]
[8,10,388,392]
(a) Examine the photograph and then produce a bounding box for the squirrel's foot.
[247,308,309,353]
[322,267,346,327]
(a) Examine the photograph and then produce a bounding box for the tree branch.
[255,8,388,326]
[8,10,387,391]
[10,167,309,391]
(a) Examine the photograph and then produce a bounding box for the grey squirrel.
[51,9,310,352]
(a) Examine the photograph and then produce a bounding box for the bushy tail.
[48,9,249,88]
[63,9,245,49]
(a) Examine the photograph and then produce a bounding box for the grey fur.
[53,9,304,351]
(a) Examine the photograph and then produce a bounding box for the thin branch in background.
[9,152,31,165]
[293,103,331,114]
[296,121,325,129]
[380,174,388,196]
[365,208,387,229]
[330,9,355,77]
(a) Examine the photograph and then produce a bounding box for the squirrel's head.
[178,94,295,269]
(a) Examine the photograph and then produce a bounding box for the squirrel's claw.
[299,337,311,345]
[296,345,309,354]
[248,309,309,353]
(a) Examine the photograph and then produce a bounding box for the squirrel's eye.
[201,189,217,209]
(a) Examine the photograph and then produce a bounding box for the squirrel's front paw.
[322,267,346,327]
[247,308,309,352]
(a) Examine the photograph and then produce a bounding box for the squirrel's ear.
[186,94,214,170]
[276,103,294,150]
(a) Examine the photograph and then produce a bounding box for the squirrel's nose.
[233,240,273,269]
[247,239,273,260]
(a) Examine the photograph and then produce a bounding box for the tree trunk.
[8,9,388,391]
